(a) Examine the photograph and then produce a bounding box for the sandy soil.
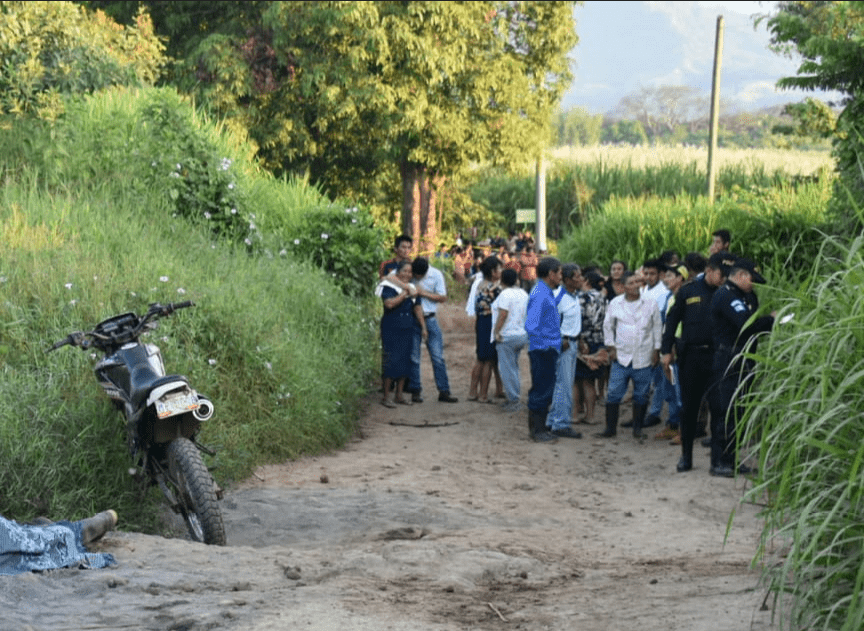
[1,302,776,631]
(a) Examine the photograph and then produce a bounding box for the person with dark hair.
[492,268,530,411]
[598,271,662,438]
[546,264,584,438]
[607,260,627,301]
[574,271,608,425]
[519,245,538,292]
[408,257,458,404]
[379,234,413,279]
[709,229,731,255]
[376,260,426,408]
[684,251,707,279]
[640,258,671,430]
[524,257,563,443]
[708,256,774,477]
[661,251,733,472]
[468,256,503,403]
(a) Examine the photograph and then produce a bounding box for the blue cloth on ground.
[0,515,116,575]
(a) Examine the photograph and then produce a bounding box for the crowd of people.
[375,229,775,477]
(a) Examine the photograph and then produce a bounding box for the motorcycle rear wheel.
[166,437,226,545]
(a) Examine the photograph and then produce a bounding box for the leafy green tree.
[554,106,603,146]
[601,119,648,145]
[614,85,708,141]
[761,1,864,217]
[772,97,837,138]
[80,1,578,255]
[0,1,164,119]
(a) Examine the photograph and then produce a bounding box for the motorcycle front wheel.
[166,437,227,546]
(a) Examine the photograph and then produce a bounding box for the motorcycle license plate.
[156,391,199,418]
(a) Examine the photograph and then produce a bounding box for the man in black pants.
[708,257,775,477]
[661,251,734,472]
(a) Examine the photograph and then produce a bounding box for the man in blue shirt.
[524,257,563,443]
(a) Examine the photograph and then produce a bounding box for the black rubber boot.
[527,410,537,440]
[632,402,648,438]
[597,403,619,437]
[531,409,558,443]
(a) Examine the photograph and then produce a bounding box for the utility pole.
[707,15,724,204]
[535,156,547,252]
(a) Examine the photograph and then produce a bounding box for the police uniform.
[709,276,773,473]
[661,274,717,472]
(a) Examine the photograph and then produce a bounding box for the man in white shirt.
[546,264,583,438]
[408,258,458,403]
[598,271,662,438]
[639,257,671,430]
[491,269,530,412]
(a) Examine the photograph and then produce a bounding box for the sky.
[561,1,839,114]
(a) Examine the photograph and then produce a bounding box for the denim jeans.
[547,343,578,431]
[606,361,652,405]
[496,332,528,403]
[648,364,682,426]
[528,347,559,412]
[409,315,451,394]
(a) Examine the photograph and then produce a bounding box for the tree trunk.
[400,161,440,257]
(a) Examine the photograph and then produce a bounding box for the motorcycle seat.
[130,368,189,410]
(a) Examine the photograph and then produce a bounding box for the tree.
[601,119,648,145]
[614,85,709,141]
[0,1,164,119]
[83,1,578,255]
[554,106,603,146]
[772,97,837,138]
[761,1,864,214]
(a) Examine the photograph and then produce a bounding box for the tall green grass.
[556,177,833,283]
[738,234,864,631]
[0,87,382,531]
[467,156,832,238]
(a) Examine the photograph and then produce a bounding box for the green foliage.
[738,233,864,631]
[762,1,864,226]
[0,1,164,119]
[556,178,833,282]
[277,199,388,298]
[0,87,380,530]
[554,107,603,146]
[773,97,837,139]
[467,157,825,240]
[601,119,648,145]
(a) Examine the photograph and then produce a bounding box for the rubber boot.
[597,403,619,438]
[531,409,558,443]
[632,402,648,438]
[77,510,118,545]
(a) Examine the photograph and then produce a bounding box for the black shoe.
[620,420,633,428]
[412,393,424,403]
[701,437,712,448]
[532,431,559,443]
[710,465,735,478]
[643,414,662,428]
[438,392,458,403]
[595,428,617,438]
[737,463,758,475]
[552,427,582,439]
[676,457,693,473]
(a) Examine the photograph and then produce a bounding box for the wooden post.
[535,156,547,253]
[707,15,724,204]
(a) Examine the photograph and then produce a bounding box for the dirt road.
[1,303,775,631]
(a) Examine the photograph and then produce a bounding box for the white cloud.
[731,80,778,103]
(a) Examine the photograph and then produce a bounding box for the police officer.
[661,251,734,473]
[708,257,775,477]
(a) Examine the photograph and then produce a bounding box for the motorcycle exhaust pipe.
[193,396,214,421]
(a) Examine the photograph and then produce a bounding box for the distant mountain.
[562,1,840,115]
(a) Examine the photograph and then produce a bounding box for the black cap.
[706,251,736,275]
[732,257,766,284]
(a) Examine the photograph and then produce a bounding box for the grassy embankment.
[0,87,381,533]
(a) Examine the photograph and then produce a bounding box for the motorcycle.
[48,301,226,546]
